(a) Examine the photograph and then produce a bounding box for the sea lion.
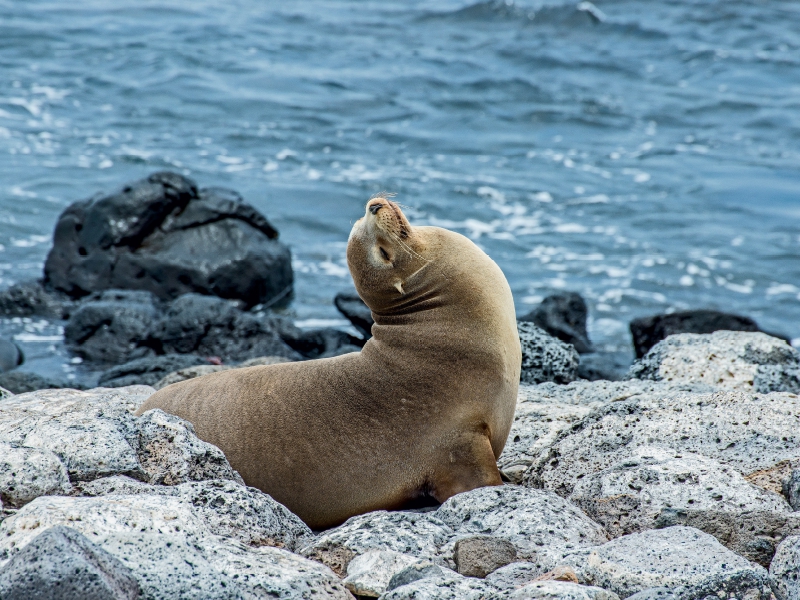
[136,196,521,529]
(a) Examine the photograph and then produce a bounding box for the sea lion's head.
[347,195,429,312]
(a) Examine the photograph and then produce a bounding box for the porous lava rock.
[518,322,579,384]
[629,331,800,393]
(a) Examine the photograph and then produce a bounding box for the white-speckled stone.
[0,443,71,508]
[301,510,453,575]
[539,526,772,600]
[435,486,607,560]
[568,446,791,538]
[629,331,800,393]
[342,549,425,597]
[508,581,620,600]
[0,493,344,599]
[526,389,800,497]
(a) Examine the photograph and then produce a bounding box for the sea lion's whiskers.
[388,230,429,264]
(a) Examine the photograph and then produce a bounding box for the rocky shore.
[0,329,798,599]
[0,173,799,598]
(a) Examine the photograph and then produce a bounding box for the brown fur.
[135,198,521,529]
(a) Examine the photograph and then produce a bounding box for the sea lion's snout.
[368,200,384,215]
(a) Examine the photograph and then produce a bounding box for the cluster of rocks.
[0,330,798,599]
[0,172,365,392]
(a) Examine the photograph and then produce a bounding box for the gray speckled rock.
[549,526,771,600]
[629,331,800,393]
[655,508,800,568]
[518,322,579,384]
[300,511,453,575]
[525,389,800,498]
[509,581,620,600]
[0,387,151,483]
[73,477,313,551]
[0,386,10,399]
[498,381,696,483]
[568,446,791,539]
[771,535,800,600]
[135,409,244,485]
[0,525,139,600]
[485,562,549,591]
[381,570,494,600]
[453,535,517,578]
[387,562,446,592]
[341,550,427,597]
[0,386,243,507]
[435,486,607,560]
[0,493,345,600]
[0,443,71,508]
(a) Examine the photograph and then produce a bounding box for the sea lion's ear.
[394,281,405,295]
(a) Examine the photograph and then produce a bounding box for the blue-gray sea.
[1,0,799,383]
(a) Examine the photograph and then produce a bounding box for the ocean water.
[1,0,799,382]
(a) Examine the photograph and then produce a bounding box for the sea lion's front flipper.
[430,431,503,502]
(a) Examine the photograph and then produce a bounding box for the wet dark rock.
[334,290,373,339]
[147,293,300,362]
[629,310,766,358]
[0,280,72,319]
[0,339,23,373]
[518,322,579,384]
[97,354,209,388]
[280,326,365,359]
[0,525,139,600]
[519,292,592,353]
[0,371,74,394]
[44,172,292,308]
[64,290,161,364]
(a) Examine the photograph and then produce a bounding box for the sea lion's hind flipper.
[430,431,503,503]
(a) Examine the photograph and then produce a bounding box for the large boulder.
[567,446,797,565]
[519,292,592,353]
[44,172,292,308]
[518,322,579,384]
[544,526,772,600]
[435,485,608,560]
[0,525,140,600]
[0,386,243,502]
[525,388,800,497]
[0,492,344,600]
[498,381,709,484]
[629,331,800,393]
[630,310,770,358]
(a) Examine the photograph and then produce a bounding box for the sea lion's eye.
[379,247,390,261]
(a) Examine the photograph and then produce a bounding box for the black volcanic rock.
[519,292,592,353]
[44,172,292,309]
[64,290,161,364]
[334,290,373,339]
[629,310,763,358]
